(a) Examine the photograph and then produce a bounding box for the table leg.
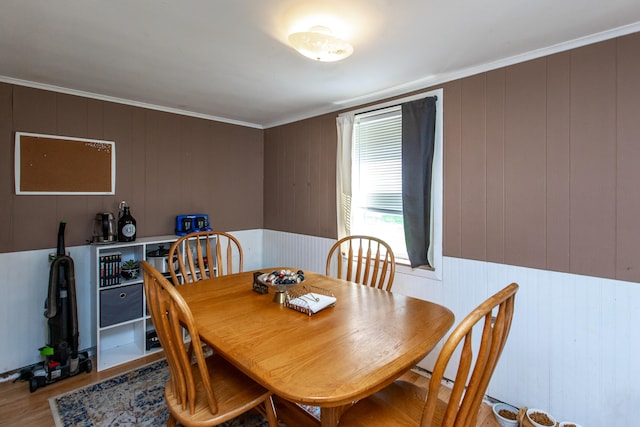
[320,405,349,427]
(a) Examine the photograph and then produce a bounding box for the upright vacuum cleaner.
[29,221,92,392]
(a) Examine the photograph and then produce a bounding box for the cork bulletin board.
[15,132,116,195]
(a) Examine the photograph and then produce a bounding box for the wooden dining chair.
[325,235,396,291]
[169,231,243,284]
[141,261,278,427]
[337,282,519,427]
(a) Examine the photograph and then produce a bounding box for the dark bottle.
[118,201,137,242]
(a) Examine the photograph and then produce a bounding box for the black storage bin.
[146,329,161,351]
[100,284,143,327]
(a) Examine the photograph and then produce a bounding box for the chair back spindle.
[326,235,395,291]
[169,231,243,284]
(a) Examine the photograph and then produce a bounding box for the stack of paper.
[287,293,336,314]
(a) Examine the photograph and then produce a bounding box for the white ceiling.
[1,1,640,129]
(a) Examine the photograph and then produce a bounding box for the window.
[337,89,443,279]
[352,107,407,259]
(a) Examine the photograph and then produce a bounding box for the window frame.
[340,88,443,281]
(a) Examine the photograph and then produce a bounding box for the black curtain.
[401,97,437,268]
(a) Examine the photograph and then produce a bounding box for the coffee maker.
[92,212,117,244]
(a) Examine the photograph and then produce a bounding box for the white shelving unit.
[92,235,180,371]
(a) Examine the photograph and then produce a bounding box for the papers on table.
[287,292,336,314]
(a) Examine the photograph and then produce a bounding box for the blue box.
[175,214,212,236]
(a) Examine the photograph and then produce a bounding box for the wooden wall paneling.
[86,98,104,141]
[1,83,265,253]
[300,121,319,236]
[269,126,291,232]
[287,123,302,232]
[176,116,212,215]
[277,125,292,233]
[174,116,190,213]
[459,74,487,261]
[287,114,336,238]
[206,122,263,231]
[11,87,59,251]
[265,123,297,233]
[442,81,463,257]
[569,40,617,279]
[281,125,297,232]
[56,93,88,137]
[268,126,287,232]
[55,93,92,246]
[0,83,13,252]
[263,126,281,230]
[485,69,506,264]
[273,124,290,229]
[291,121,308,232]
[0,83,12,132]
[103,102,137,231]
[244,123,266,221]
[260,32,640,284]
[237,123,264,230]
[615,33,640,282]
[504,59,548,270]
[144,110,183,236]
[12,86,57,133]
[129,107,147,235]
[315,114,337,238]
[545,53,572,273]
[85,99,108,229]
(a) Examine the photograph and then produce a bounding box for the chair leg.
[264,396,279,427]
[167,413,177,427]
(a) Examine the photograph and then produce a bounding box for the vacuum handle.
[57,221,67,257]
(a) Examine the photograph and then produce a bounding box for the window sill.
[395,258,434,271]
[395,259,441,281]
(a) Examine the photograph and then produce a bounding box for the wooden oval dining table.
[176,269,455,427]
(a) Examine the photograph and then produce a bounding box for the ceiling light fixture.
[288,26,354,62]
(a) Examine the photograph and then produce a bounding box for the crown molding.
[0,76,263,129]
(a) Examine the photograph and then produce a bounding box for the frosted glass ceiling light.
[288,26,354,62]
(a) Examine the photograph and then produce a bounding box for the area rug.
[49,359,270,426]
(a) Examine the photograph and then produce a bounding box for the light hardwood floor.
[0,353,502,426]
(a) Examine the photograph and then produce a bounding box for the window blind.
[353,107,402,214]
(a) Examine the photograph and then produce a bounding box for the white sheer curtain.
[336,113,354,239]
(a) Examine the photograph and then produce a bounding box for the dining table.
[176,268,454,427]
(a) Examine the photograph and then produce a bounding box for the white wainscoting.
[0,246,94,374]
[2,229,638,426]
[262,229,335,274]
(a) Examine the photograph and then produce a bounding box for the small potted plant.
[121,259,140,280]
